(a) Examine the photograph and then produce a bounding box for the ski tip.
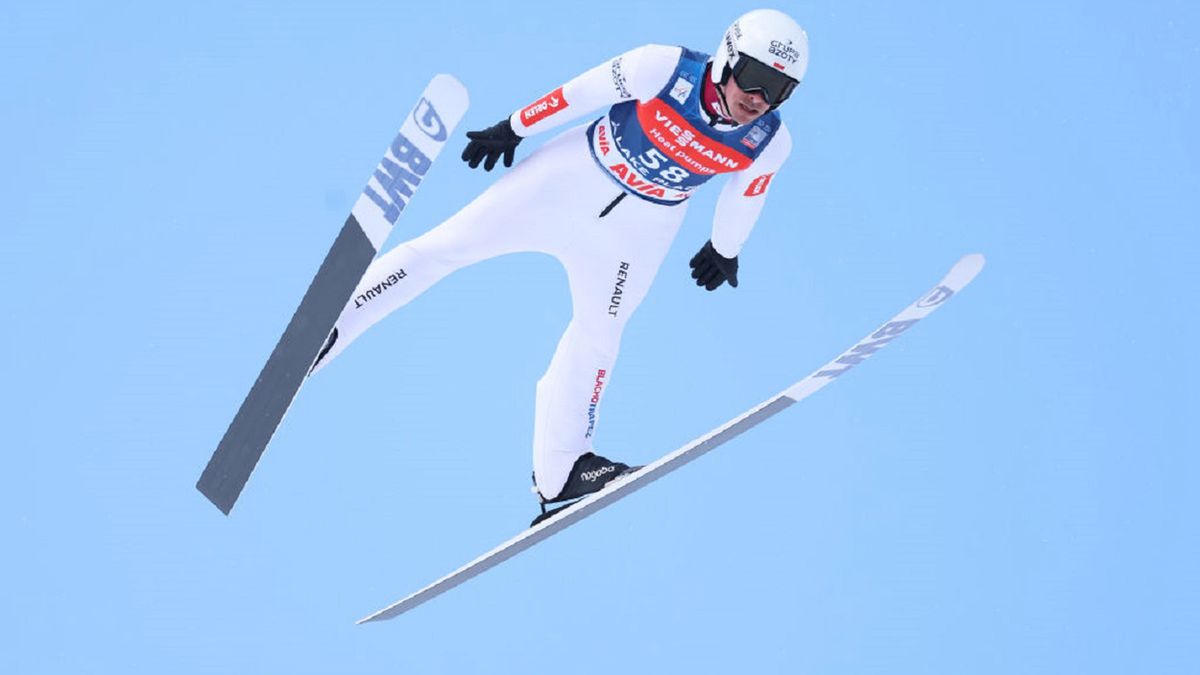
[946,253,986,288]
[960,252,986,272]
[429,73,470,108]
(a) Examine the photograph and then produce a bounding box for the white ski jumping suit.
[315,43,792,499]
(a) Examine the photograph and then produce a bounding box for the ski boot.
[531,452,640,527]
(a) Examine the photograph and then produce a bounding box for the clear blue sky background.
[2,1,1196,673]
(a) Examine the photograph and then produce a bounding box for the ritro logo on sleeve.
[521,87,568,126]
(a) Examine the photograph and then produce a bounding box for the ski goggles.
[730,55,799,107]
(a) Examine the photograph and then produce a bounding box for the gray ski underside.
[197,216,375,514]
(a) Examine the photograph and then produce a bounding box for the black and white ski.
[357,253,985,623]
[197,75,470,515]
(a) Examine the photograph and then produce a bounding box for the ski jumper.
[313,44,793,499]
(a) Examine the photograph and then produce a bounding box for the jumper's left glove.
[689,240,739,291]
[461,117,523,171]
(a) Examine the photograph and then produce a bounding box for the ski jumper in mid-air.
[311,9,810,513]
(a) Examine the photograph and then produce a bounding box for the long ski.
[357,253,985,623]
[197,75,470,515]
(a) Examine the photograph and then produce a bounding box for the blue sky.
[2,1,1197,673]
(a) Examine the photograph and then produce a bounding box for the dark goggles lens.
[730,55,798,106]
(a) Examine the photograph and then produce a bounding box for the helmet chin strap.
[715,82,734,120]
[705,63,736,125]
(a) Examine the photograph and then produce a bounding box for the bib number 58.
[638,148,691,183]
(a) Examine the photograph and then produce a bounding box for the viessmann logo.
[638,101,748,173]
[521,87,567,126]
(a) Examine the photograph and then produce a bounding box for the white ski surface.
[357,253,986,623]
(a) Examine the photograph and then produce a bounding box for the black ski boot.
[531,452,640,526]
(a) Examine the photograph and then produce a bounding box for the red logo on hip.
[744,173,774,197]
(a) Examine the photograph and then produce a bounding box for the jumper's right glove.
[461,117,523,171]
[689,240,740,291]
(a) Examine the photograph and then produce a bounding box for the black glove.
[689,240,739,291]
[461,117,523,171]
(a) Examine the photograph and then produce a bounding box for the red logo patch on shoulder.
[520,87,567,127]
[744,173,774,197]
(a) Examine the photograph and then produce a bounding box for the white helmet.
[711,9,809,109]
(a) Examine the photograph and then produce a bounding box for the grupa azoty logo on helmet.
[713,9,810,85]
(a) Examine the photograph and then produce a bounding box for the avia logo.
[521,87,567,126]
[744,173,774,197]
[581,465,616,483]
[769,39,801,65]
[597,122,611,156]
[917,286,955,308]
[585,369,607,438]
[607,163,668,199]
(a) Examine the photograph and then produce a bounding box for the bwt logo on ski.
[521,87,567,126]
[363,133,432,225]
[412,97,448,142]
[815,319,921,380]
[584,369,607,438]
[608,262,631,317]
[353,268,407,308]
[917,286,955,308]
